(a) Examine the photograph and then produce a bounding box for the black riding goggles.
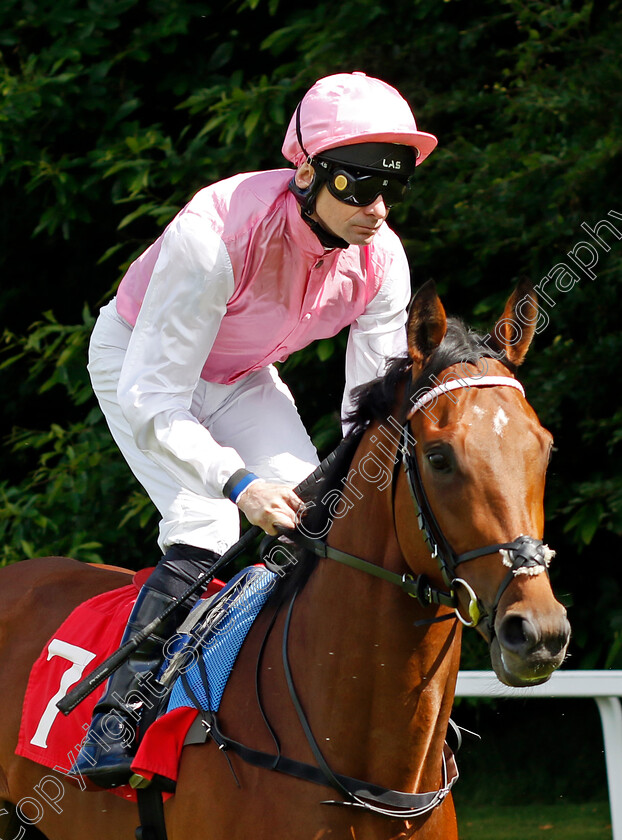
[316,161,410,208]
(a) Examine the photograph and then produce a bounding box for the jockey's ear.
[407,280,447,369]
[488,279,538,367]
[294,161,316,190]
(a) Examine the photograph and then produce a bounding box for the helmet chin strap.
[289,100,349,250]
[288,177,349,250]
[302,209,349,250]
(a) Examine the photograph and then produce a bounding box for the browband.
[408,375,525,418]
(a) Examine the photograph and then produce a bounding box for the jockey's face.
[295,163,390,246]
[313,184,389,246]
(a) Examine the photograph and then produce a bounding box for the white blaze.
[493,407,509,436]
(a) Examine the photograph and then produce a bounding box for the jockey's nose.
[365,195,389,219]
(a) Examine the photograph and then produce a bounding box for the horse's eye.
[427,451,451,472]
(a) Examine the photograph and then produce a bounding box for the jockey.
[75,71,437,787]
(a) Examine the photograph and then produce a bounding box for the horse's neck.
[290,438,462,794]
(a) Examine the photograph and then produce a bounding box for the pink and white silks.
[89,169,411,554]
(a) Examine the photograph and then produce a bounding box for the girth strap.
[135,787,167,840]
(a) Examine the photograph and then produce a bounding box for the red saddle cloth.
[16,569,223,801]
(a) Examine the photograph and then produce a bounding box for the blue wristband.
[224,470,260,503]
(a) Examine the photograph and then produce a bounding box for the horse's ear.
[407,281,447,367]
[489,279,538,367]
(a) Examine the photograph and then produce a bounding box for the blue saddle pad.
[166,565,278,713]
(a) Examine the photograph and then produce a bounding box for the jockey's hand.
[236,479,304,536]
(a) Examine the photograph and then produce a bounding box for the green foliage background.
[1,0,621,680]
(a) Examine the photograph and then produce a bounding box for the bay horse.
[0,281,570,840]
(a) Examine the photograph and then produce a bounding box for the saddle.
[16,565,275,797]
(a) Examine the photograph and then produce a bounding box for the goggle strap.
[295,101,312,162]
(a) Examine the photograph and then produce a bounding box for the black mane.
[345,316,515,437]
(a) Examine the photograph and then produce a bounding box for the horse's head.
[397,281,570,687]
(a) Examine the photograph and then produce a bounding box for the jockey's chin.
[313,190,389,247]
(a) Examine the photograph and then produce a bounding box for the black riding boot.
[73,545,219,788]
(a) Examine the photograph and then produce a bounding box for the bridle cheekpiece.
[400,374,555,634]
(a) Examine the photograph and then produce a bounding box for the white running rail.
[456,670,622,839]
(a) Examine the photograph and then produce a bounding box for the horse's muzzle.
[490,604,571,687]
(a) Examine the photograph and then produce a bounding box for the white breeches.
[88,300,319,554]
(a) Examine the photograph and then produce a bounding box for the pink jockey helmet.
[282,72,438,168]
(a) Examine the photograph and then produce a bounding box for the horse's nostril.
[498,614,538,654]
[548,617,572,657]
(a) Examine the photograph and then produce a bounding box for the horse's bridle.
[292,374,555,637]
